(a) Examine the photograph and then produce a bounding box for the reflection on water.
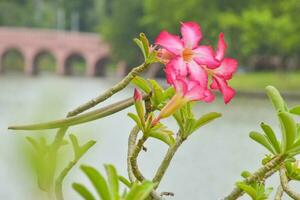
[0,75,299,200]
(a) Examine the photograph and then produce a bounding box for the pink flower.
[155,22,219,77]
[206,33,238,104]
[152,74,211,125]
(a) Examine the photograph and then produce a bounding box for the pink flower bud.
[134,88,142,102]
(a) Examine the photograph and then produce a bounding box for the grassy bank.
[230,72,300,92]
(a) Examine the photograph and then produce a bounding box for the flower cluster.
[156,22,238,104]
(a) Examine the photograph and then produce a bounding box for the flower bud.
[152,93,187,125]
[134,88,143,102]
[133,88,145,123]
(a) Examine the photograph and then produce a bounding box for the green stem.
[127,126,140,182]
[223,154,286,200]
[9,97,136,130]
[152,136,184,188]
[130,135,148,182]
[274,185,284,200]
[66,63,149,117]
[279,166,300,199]
[55,160,78,200]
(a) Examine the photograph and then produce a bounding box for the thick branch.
[223,154,286,200]
[279,167,300,200]
[152,136,184,188]
[274,185,284,200]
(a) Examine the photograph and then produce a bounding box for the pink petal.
[215,32,227,61]
[210,77,235,104]
[184,81,206,101]
[193,46,220,68]
[167,56,188,77]
[213,58,238,80]
[155,31,183,55]
[203,90,215,103]
[173,77,188,95]
[165,62,176,85]
[187,60,208,87]
[180,21,202,49]
[157,48,176,64]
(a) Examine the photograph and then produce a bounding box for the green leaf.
[149,79,165,106]
[73,183,96,200]
[192,112,222,132]
[128,113,143,130]
[236,182,257,199]
[139,33,149,58]
[105,164,119,200]
[278,112,296,152]
[149,130,175,146]
[249,131,276,154]
[69,134,96,159]
[265,86,288,112]
[131,76,151,94]
[163,87,175,100]
[290,106,300,116]
[260,123,281,153]
[125,181,155,200]
[185,118,196,137]
[133,38,147,60]
[118,176,131,188]
[81,165,112,200]
[241,171,252,178]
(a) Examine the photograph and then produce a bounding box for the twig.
[130,135,148,181]
[127,126,140,182]
[9,97,137,130]
[279,166,300,199]
[223,154,286,200]
[67,63,149,117]
[152,136,185,188]
[274,185,284,200]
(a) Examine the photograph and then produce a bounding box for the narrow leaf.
[131,76,151,94]
[290,106,300,116]
[260,123,281,153]
[125,181,155,200]
[265,86,288,112]
[128,113,142,130]
[149,130,175,146]
[133,38,147,60]
[249,131,276,154]
[118,176,131,188]
[81,165,112,200]
[73,183,96,200]
[105,164,119,200]
[192,112,222,132]
[236,182,256,199]
[278,112,296,151]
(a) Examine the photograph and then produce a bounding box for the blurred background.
[0,0,300,199]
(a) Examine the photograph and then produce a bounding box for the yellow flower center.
[182,48,193,62]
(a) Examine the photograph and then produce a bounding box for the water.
[0,75,299,200]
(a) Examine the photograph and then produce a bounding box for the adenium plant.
[8,22,300,200]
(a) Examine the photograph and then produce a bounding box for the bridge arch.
[0,47,25,73]
[93,56,111,77]
[64,52,87,76]
[33,49,56,75]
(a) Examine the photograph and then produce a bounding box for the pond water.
[0,75,299,200]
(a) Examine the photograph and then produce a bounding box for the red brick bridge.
[0,27,111,76]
